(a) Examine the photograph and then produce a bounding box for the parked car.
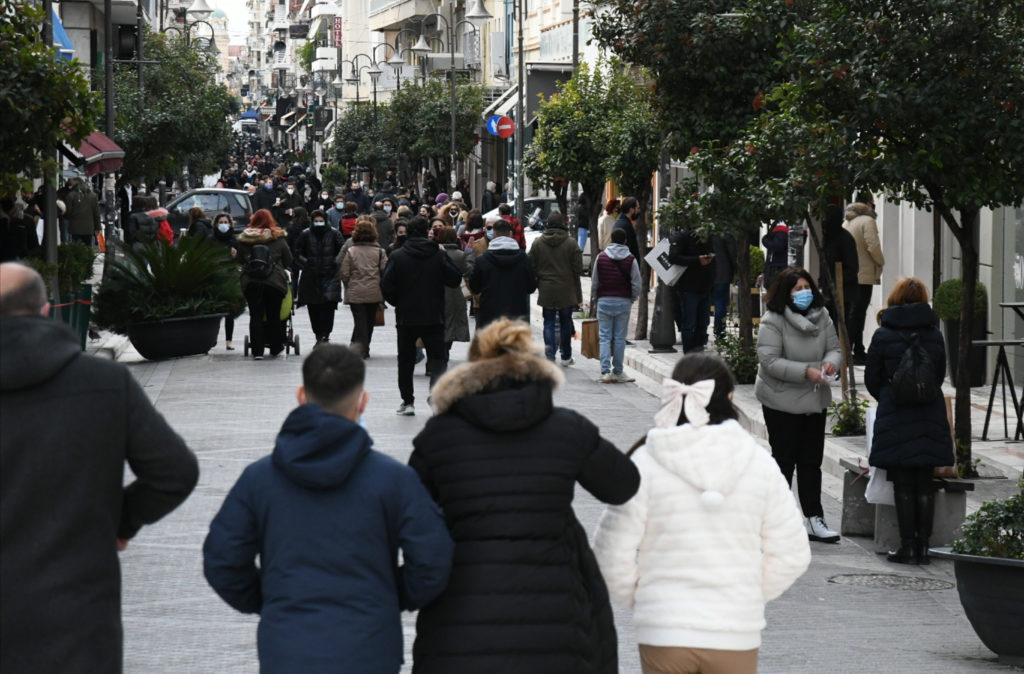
[482,197,561,231]
[166,188,253,234]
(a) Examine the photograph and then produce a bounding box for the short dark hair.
[467,209,483,231]
[498,203,512,215]
[610,228,626,244]
[406,215,430,238]
[492,219,511,235]
[309,209,327,221]
[436,226,458,244]
[302,344,365,409]
[546,211,565,229]
[0,264,48,317]
[621,197,639,214]
[764,266,825,314]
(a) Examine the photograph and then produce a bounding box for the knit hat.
[435,192,449,205]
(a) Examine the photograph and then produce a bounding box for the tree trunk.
[735,240,753,351]
[634,187,653,340]
[949,207,980,477]
[584,183,606,317]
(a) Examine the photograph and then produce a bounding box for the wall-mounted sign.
[333,17,343,49]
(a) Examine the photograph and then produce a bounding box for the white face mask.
[336,202,344,209]
[383,205,392,213]
[312,220,326,227]
[217,222,231,233]
[321,193,329,200]
[286,188,295,195]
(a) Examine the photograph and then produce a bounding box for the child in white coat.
[594,353,811,674]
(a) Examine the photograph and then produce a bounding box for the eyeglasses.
[485,226,493,230]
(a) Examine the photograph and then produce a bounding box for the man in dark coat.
[381,215,463,415]
[528,211,583,364]
[761,221,789,290]
[667,227,716,353]
[0,262,199,673]
[612,196,641,260]
[468,219,536,327]
[204,345,453,673]
[252,175,278,212]
[819,203,859,334]
[273,179,305,230]
[344,180,372,214]
[710,234,738,340]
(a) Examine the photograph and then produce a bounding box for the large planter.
[942,317,987,387]
[127,314,225,361]
[931,547,1024,665]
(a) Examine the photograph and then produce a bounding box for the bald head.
[0,262,49,317]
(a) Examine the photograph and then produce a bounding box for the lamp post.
[515,0,524,223]
[379,28,419,90]
[161,0,216,51]
[342,58,370,105]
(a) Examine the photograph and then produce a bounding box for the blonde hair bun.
[468,318,538,361]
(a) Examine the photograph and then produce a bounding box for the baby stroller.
[243,284,301,357]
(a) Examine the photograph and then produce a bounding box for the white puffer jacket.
[593,420,811,650]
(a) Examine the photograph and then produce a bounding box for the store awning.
[52,9,75,61]
[60,131,125,176]
[240,109,260,120]
[285,114,306,134]
[482,86,517,120]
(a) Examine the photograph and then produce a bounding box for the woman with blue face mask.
[755,266,843,545]
[212,212,240,350]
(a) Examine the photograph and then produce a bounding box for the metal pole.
[449,4,457,192]
[104,0,114,137]
[514,0,524,222]
[42,0,60,305]
[136,0,144,90]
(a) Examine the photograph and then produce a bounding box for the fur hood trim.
[430,352,565,413]
[845,202,874,219]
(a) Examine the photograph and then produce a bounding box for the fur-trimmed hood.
[430,352,565,430]
[237,226,286,243]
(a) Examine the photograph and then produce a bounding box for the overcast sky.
[216,0,250,44]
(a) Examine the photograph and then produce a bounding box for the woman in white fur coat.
[594,353,811,674]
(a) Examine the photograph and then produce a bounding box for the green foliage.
[0,0,100,195]
[332,102,397,175]
[933,279,987,320]
[716,332,759,385]
[748,245,764,282]
[320,163,348,193]
[951,493,1024,560]
[56,242,96,295]
[93,236,244,334]
[828,397,869,436]
[296,41,316,72]
[112,30,237,182]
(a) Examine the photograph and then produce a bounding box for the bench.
[838,457,975,553]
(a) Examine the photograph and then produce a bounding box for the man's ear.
[357,390,369,416]
[297,386,306,406]
[39,302,51,317]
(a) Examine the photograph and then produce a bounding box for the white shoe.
[599,372,616,383]
[806,515,840,543]
[560,357,575,367]
[613,372,635,383]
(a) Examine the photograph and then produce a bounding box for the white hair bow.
[654,378,716,429]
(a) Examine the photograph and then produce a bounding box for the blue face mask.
[485,229,494,240]
[791,288,814,310]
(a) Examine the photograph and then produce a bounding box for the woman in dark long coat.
[293,209,343,343]
[866,277,953,565]
[408,318,640,674]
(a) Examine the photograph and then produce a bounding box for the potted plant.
[933,279,987,387]
[93,237,244,360]
[932,491,1024,665]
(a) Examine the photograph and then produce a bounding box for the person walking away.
[124,195,159,250]
[844,193,885,364]
[595,353,811,674]
[236,209,293,360]
[408,319,640,673]
[819,203,859,338]
[436,226,470,365]
[497,203,526,249]
[711,234,738,341]
[381,216,462,416]
[667,226,715,353]
[529,211,583,365]
[594,228,640,382]
[612,196,641,260]
[755,266,842,543]
[295,210,344,344]
[64,170,101,246]
[762,221,789,291]
[211,212,240,350]
[186,206,213,239]
[0,262,199,673]
[468,219,535,328]
[598,198,620,252]
[340,217,388,358]
[481,180,498,213]
[575,193,590,255]
[865,277,952,565]
[204,344,453,673]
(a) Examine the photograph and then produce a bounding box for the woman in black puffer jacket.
[865,277,953,566]
[408,319,639,674]
[293,209,343,344]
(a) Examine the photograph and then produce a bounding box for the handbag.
[580,318,599,360]
[375,304,385,326]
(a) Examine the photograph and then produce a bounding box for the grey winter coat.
[528,227,582,309]
[755,307,842,414]
[339,242,386,304]
[442,243,470,343]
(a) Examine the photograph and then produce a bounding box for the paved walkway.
[99,297,1021,672]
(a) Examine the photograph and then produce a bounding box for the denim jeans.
[674,288,710,353]
[710,282,731,340]
[542,306,575,361]
[597,297,631,374]
[577,227,589,253]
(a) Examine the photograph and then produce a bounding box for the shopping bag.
[96,232,106,253]
[644,237,686,286]
[864,405,895,506]
[580,319,599,360]
[375,304,386,326]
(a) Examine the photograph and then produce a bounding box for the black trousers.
[762,406,827,517]
[224,315,234,341]
[306,302,337,340]
[244,284,285,357]
[397,324,447,405]
[349,303,378,357]
[848,284,874,357]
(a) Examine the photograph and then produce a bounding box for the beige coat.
[339,242,386,304]
[843,203,885,285]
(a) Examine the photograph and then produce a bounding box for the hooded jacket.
[1,316,198,673]
[593,242,641,301]
[468,236,536,327]
[381,236,462,326]
[594,420,810,650]
[844,203,885,285]
[528,227,583,309]
[408,352,640,674]
[236,227,293,294]
[203,404,453,674]
[755,307,842,414]
[866,303,954,469]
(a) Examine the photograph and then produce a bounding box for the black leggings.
[244,284,285,357]
[888,467,933,496]
[762,406,827,517]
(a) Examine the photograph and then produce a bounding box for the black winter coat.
[667,228,715,293]
[187,217,213,240]
[865,303,954,469]
[468,242,536,327]
[409,353,640,674]
[819,223,859,300]
[252,186,278,212]
[1,317,198,673]
[381,236,462,326]
[295,226,343,304]
[612,213,640,260]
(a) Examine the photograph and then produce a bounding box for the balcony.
[368,0,436,32]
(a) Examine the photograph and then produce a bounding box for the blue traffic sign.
[486,115,502,135]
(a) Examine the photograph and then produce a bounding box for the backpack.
[889,332,940,406]
[245,243,276,280]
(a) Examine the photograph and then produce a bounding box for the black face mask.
[395,234,407,243]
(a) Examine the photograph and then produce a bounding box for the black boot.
[887,487,918,565]
[915,490,935,565]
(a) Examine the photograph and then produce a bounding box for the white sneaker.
[806,515,840,543]
[396,402,415,416]
[613,372,635,383]
[599,372,616,383]
[560,357,575,367]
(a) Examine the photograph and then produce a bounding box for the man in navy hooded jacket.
[203,345,454,673]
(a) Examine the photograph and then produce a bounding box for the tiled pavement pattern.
[107,299,1019,673]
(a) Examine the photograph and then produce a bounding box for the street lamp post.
[515,0,524,223]
[161,0,216,50]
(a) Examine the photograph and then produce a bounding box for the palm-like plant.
[93,237,244,334]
